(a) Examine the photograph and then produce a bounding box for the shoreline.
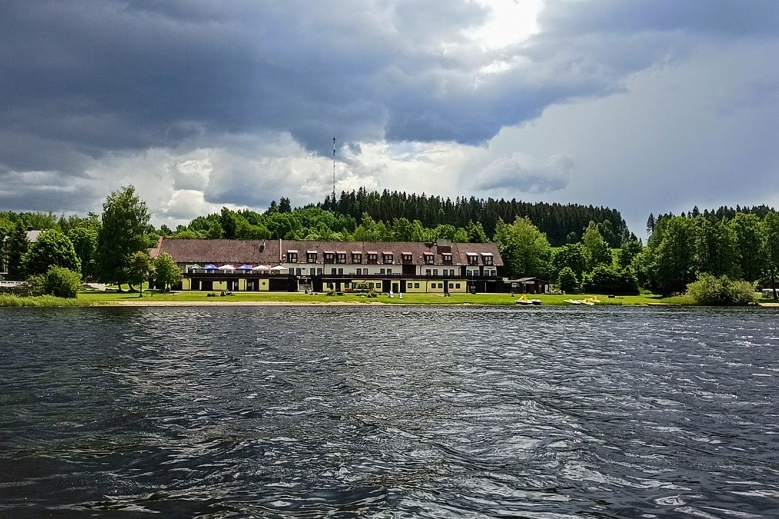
[110,300,390,307]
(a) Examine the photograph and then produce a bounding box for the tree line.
[502,207,779,302]
[1,187,181,297]
[159,190,631,248]
[4,185,777,302]
[320,188,631,247]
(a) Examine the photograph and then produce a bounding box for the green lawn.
[75,290,683,306]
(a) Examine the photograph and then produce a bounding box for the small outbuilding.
[506,277,550,294]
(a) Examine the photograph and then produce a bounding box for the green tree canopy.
[694,217,737,278]
[127,251,154,297]
[617,239,643,271]
[22,229,81,276]
[653,216,697,296]
[557,266,579,293]
[154,252,182,291]
[731,213,765,283]
[762,212,779,299]
[97,186,150,288]
[551,243,587,279]
[582,222,612,270]
[68,226,99,280]
[4,223,29,280]
[494,216,551,278]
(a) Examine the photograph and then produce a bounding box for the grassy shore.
[6,290,776,308]
[73,290,687,306]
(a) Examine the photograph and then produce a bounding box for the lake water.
[1,306,778,518]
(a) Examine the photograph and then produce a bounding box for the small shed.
[506,277,550,294]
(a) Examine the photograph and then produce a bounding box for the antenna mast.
[332,137,336,206]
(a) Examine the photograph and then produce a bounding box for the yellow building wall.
[239,279,247,291]
[405,281,426,293]
[427,281,445,293]
[213,281,227,291]
[448,281,467,293]
[259,278,269,291]
[182,278,191,290]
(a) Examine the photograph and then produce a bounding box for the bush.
[26,274,47,296]
[687,273,756,306]
[582,266,639,295]
[557,266,579,293]
[44,267,81,298]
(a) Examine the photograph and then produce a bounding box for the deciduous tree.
[154,252,182,291]
[731,213,765,283]
[494,217,551,278]
[762,212,779,299]
[22,230,81,276]
[96,186,150,289]
[127,251,154,297]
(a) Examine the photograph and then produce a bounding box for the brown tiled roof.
[158,239,281,265]
[157,238,503,267]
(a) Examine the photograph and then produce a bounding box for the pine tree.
[5,223,29,280]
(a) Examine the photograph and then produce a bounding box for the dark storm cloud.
[1,0,707,175]
[1,0,488,164]
[2,0,778,217]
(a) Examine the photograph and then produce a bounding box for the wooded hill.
[319,189,630,247]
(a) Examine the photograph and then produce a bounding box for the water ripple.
[1,306,778,517]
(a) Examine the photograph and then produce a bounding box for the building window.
[338,268,343,275]
[433,269,438,276]
[426,269,431,276]
[307,252,317,263]
[456,283,461,288]
[386,268,392,275]
[383,253,393,264]
[331,268,337,275]
[317,268,323,275]
[336,253,346,264]
[424,253,434,265]
[442,253,452,264]
[324,252,335,263]
[287,251,298,263]
[379,268,385,275]
[414,283,420,288]
[367,252,378,263]
[467,253,479,265]
[352,253,362,264]
[402,253,412,262]
[310,268,316,276]
[482,254,494,266]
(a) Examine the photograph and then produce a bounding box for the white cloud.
[474,152,573,193]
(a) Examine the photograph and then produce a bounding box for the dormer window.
[481,252,494,266]
[307,251,318,263]
[424,253,435,265]
[336,251,347,264]
[287,250,298,263]
[352,252,362,264]
[367,251,378,264]
[402,252,413,263]
[442,253,452,264]
[466,252,479,265]
[383,252,393,264]
[324,251,335,263]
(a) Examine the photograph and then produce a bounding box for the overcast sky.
[2,0,778,236]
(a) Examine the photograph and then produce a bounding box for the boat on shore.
[565,297,601,306]
[516,294,542,305]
